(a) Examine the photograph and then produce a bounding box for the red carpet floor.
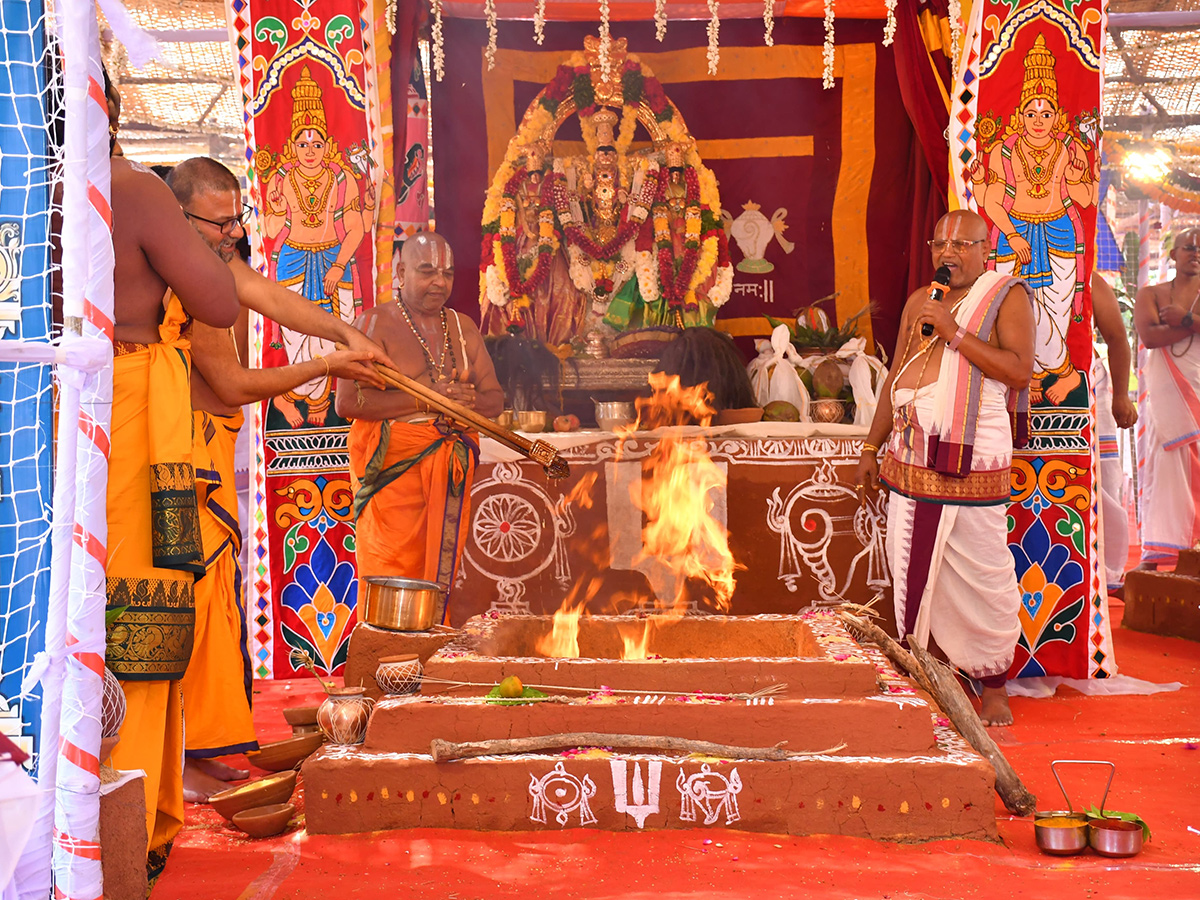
[153,600,1200,900]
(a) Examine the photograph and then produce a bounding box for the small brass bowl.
[516,410,547,432]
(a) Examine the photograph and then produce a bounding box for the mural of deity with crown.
[479,37,733,346]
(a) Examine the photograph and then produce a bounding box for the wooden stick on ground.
[907,641,1037,816]
[838,611,1037,817]
[431,733,847,763]
[339,347,569,479]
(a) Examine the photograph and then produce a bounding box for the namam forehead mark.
[934,210,988,242]
[1174,227,1200,250]
[404,232,454,270]
[1022,97,1056,113]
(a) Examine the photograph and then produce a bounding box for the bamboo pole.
[431,733,847,763]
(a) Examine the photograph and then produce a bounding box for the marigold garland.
[493,167,561,303]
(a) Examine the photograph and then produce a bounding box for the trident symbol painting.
[610,759,662,828]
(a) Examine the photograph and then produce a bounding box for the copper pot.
[360,576,446,631]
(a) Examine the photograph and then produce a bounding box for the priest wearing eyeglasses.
[853,210,1036,727]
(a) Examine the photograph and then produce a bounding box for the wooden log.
[907,641,1038,817]
[838,612,932,694]
[431,732,845,763]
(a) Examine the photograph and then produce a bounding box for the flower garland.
[655,0,668,41]
[763,0,775,47]
[948,0,962,70]
[533,0,546,46]
[616,103,638,154]
[822,0,836,90]
[634,250,660,304]
[598,0,612,83]
[653,167,703,309]
[493,167,561,304]
[485,0,498,72]
[706,0,721,76]
[882,0,897,47]
[431,0,445,81]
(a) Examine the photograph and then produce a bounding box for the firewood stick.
[907,641,1038,817]
[838,612,932,694]
[341,348,568,478]
[430,733,846,763]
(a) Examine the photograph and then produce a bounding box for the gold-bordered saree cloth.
[349,417,479,620]
[880,270,1031,505]
[182,409,258,757]
[105,292,202,681]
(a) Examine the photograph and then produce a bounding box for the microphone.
[922,265,952,337]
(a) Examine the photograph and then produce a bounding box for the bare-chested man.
[103,100,240,879]
[1134,227,1200,569]
[335,233,503,625]
[163,156,393,802]
[854,210,1035,727]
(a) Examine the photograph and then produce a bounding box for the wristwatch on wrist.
[1183,311,1195,330]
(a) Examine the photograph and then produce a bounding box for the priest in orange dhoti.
[336,233,504,623]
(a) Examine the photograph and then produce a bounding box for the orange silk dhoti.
[105,293,201,879]
[348,418,478,623]
[181,409,258,758]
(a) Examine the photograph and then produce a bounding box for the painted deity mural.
[230,0,391,677]
[952,0,1112,678]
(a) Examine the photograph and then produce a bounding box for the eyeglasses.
[927,239,986,252]
[185,203,253,235]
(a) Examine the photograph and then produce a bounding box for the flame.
[538,373,741,659]
[618,619,653,660]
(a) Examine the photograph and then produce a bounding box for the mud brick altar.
[448,424,888,626]
[1123,550,1200,643]
[303,610,999,840]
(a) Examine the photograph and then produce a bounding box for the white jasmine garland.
[882,0,897,47]
[711,263,734,308]
[763,0,774,47]
[385,0,396,35]
[655,0,667,41]
[707,0,721,75]
[635,250,660,304]
[598,0,612,83]
[534,0,546,46]
[948,0,962,69]
[485,263,511,310]
[485,0,498,72]
[567,245,596,296]
[431,0,445,81]
[822,0,836,90]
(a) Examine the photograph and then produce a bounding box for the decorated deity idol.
[259,65,369,426]
[479,38,732,345]
[973,34,1099,406]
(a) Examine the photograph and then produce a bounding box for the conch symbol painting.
[721,201,795,274]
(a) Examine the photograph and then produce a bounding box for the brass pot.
[360,576,446,632]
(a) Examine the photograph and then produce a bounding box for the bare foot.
[979,686,1013,727]
[1044,367,1082,406]
[306,407,327,427]
[183,759,238,803]
[196,757,249,781]
[273,396,304,428]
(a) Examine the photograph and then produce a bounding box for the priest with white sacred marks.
[854,210,1036,727]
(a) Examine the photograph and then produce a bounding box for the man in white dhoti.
[855,210,1035,726]
[1134,228,1200,569]
[1091,272,1137,590]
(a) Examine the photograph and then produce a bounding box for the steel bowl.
[360,576,446,632]
[1034,811,1090,855]
[1089,818,1144,857]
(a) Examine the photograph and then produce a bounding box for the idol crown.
[1019,34,1058,109]
[291,66,327,139]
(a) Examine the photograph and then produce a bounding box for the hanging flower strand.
[485,0,498,71]
[707,0,721,75]
[655,0,667,41]
[763,0,774,47]
[431,0,445,81]
[534,0,546,45]
[882,0,897,47]
[822,0,836,89]
[948,0,962,70]
[598,0,612,82]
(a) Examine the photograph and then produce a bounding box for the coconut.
[812,358,845,399]
[762,400,801,422]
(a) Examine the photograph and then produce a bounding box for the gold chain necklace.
[398,302,455,379]
[1015,136,1062,199]
[289,168,334,228]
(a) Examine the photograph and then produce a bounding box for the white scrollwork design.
[474,494,542,562]
[529,762,597,826]
[0,222,23,337]
[676,764,742,825]
[766,458,889,602]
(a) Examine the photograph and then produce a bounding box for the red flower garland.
[553,175,649,262]
[654,167,702,310]
[496,167,559,300]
